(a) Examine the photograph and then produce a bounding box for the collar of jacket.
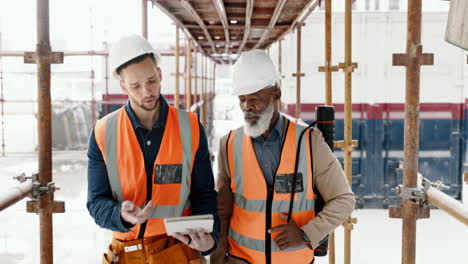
[124,95,169,131]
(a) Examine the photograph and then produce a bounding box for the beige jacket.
[210,116,355,264]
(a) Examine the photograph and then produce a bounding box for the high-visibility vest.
[227,119,315,264]
[94,105,200,241]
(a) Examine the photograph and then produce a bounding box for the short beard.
[135,96,159,112]
[243,101,275,138]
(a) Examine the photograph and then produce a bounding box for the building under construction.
[0,0,467,263]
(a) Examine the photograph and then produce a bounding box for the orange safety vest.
[227,119,315,264]
[94,104,200,241]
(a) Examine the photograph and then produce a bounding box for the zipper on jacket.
[264,118,289,264]
[138,166,153,238]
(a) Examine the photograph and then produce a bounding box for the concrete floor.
[0,150,467,264]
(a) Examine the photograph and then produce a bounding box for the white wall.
[277,11,467,105]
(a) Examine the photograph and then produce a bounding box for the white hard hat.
[109,34,160,79]
[231,49,281,96]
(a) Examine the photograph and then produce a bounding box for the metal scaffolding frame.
[1,1,467,264]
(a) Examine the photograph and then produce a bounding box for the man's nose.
[241,101,254,112]
[143,83,153,94]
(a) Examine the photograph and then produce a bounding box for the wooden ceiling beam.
[253,0,288,49]
[180,0,218,54]
[267,0,320,50]
[212,0,231,54]
[237,0,254,54]
[184,24,290,30]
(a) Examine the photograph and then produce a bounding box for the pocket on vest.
[275,173,304,193]
[155,164,183,184]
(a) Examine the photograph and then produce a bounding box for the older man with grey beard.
[210,49,355,264]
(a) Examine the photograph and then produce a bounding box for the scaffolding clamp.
[338,62,358,73]
[388,176,448,220]
[342,216,358,231]
[13,173,65,214]
[391,185,425,201]
[389,184,429,219]
[14,173,60,200]
[422,178,449,192]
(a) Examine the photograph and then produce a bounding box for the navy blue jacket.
[86,95,219,254]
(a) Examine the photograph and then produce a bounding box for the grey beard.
[244,101,274,138]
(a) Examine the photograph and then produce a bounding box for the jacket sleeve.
[300,129,356,249]
[190,122,220,255]
[86,129,132,233]
[210,134,233,264]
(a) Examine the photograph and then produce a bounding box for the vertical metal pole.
[104,51,109,115]
[213,61,216,130]
[401,1,422,263]
[329,233,335,264]
[36,0,53,263]
[325,0,333,106]
[175,25,180,108]
[344,0,353,264]
[278,40,282,81]
[0,46,4,157]
[325,1,336,261]
[295,24,302,118]
[202,55,207,127]
[186,39,192,111]
[194,50,198,103]
[141,0,148,39]
[91,70,95,126]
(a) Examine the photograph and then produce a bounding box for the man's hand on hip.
[172,228,215,252]
[269,213,306,250]
[120,200,154,225]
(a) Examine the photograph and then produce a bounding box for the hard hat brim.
[112,49,160,79]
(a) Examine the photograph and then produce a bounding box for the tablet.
[164,214,214,236]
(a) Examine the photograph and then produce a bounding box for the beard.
[132,95,159,112]
[243,101,275,138]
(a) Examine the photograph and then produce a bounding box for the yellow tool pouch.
[102,235,205,264]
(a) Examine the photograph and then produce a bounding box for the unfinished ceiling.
[154,0,317,64]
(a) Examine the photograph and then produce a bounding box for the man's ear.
[157,67,162,82]
[120,79,128,94]
[273,87,282,101]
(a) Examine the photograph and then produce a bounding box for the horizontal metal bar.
[426,186,468,226]
[0,51,182,57]
[0,181,33,212]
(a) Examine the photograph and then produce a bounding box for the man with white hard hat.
[87,34,219,263]
[211,49,355,264]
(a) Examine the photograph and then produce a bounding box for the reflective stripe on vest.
[227,119,315,264]
[95,105,199,240]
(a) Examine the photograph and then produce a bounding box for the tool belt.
[102,234,205,264]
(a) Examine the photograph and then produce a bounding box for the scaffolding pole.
[402,1,423,263]
[202,55,207,127]
[389,0,434,263]
[175,25,180,108]
[186,39,192,111]
[278,40,282,78]
[104,43,109,115]
[141,0,148,39]
[0,51,4,157]
[37,2,54,263]
[316,0,340,262]
[426,185,468,226]
[0,181,33,211]
[24,1,66,263]
[194,49,198,104]
[293,24,304,118]
[337,1,359,263]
